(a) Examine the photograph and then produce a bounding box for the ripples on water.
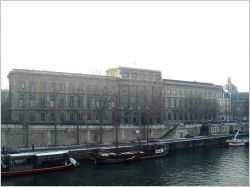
[1,146,249,186]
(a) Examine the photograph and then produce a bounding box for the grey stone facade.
[6,67,248,125]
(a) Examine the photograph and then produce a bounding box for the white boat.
[226,129,249,146]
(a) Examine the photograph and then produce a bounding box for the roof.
[163,79,222,89]
[7,69,118,80]
[106,66,161,73]
[8,152,35,157]
[7,151,69,157]
[35,151,68,157]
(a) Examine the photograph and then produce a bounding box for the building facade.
[6,67,249,125]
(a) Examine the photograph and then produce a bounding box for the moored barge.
[90,151,136,164]
[134,144,169,160]
[1,151,79,177]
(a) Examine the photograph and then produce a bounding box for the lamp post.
[146,106,149,147]
[114,88,119,151]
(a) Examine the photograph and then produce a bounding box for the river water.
[1,146,249,186]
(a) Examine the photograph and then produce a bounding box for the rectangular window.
[41,82,47,90]
[179,90,182,97]
[29,94,36,107]
[19,81,25,90]
[87,112,91,120]
[96,112,100,120]
[80,84,85,92]
[59,83,65,91]
[19,94,25,108]
[19,94,24,100]
[78,113,83,121]
[70,113,74,121]
[69,83,75,92]
[50,95,56,102]
[19,112,25,121]
[40,95,46,107]
[174,99,177,108]
[179,100,182,108]
[59,97,65,107]
[78,96,83,108]
[30,113,35,121]
[184,100,188,108]
[167,89,171,95]
[167,99,171,108]
[173,90,177,96]
[189,100,193,108]
[189,91,193,97]
[184,91,188,97]
[69,96,74,108]
[41,113,45,121]
[50,112,55,121]
[162,99,166,109]
[29,81,36,90]
[87,97,91,108]
[208,92,211,98]
[104,112,108,120]
[60,113,65,122]
[50,95,56,108]
[51,82,56,92]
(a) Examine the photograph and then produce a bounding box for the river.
[1,146,249,186]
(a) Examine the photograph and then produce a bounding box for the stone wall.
[1,124,170,149]
[2,123,248,149]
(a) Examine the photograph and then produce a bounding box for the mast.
[115,87,119,152]
[146,122,149,147]
[116,120,118,151]
[233,129,240,141]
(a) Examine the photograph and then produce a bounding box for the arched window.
[179,113,183,120]
[168,113,172,120]
[174,113,177,120]
[184,113,188,120]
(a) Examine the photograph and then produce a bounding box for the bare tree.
[93,86,112,144]
[189,95,220,122]
[137,80,163,143]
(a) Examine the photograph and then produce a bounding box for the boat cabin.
[2,151,70,170]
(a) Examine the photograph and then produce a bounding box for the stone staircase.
[160,125,177,139]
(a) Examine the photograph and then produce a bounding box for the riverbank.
[2,122,248,149]
[4,134,237,161]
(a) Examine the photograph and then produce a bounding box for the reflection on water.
[1,146,249,186]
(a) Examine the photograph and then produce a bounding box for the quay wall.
[66,135,232,160]
[1,124,170,149]
[1,123,248,150]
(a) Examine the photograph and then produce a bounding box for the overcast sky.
[1,1,249,92]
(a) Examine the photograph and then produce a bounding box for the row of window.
[164,98,217,109]
[164,112,215,121]
[18,81,94,92]
[210,126,229,133]
[19,112,110,122]
[165,89,223,99]
[18,110,215,122]
[18,94,99,109]
[18,80,223,100]
[18,93,218,110]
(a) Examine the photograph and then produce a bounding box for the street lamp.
[114,88,119,150]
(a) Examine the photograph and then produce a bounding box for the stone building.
[1,89,10,122]
[6,67,248,125]
[223,77,249,120]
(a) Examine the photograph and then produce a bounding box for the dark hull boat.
[1,151,79,177]
[90,151,136,164]
[133,144,169,160]
[1,163,74,177]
